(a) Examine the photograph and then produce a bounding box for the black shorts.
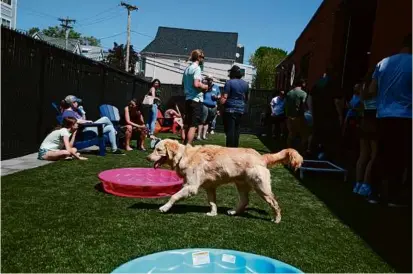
[184,100,202,127]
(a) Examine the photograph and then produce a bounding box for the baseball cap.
[65,95,82,104]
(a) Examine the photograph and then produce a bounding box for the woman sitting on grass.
[38,117,87,161]
[121,98,148,151]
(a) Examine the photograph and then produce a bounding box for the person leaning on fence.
[121,98,148,151]
[220,65,249,148]
[38,117,87,161]
[181,49,209,145]
[61,95,124,155]
[197,74,221,140]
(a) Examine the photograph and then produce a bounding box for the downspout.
[341,15,352,88]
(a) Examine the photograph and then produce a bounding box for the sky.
[16,0,323,64]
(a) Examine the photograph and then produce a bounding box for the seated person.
[61,95,124,154]
[164,104,183,128]
[121,98,148,151]
[38,117,87,161]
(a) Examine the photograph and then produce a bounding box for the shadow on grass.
[129,202,271,221]
[258,133,412,272]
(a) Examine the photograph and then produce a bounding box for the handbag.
[142,95,154,106]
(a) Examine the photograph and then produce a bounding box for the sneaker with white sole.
[210,130,215,135]
[353,182,361,194]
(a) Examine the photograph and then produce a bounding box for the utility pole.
[58,17,76,51]
[120,2,138,72]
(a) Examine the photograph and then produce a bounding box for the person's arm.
[362,64,379,100]
[244,89,249,103]
[62,135,83,160]
[124,107,141,128]
[149,87,156,97]
[69,130,77,147]
[220,82,230,105]
[138,112,146,127]
[193,68,208,92]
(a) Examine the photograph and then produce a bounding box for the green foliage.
[106,42,139,73]
[249,47,288,90]
[28,25,101,46]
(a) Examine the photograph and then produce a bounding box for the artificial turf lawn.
[1,133,404,272]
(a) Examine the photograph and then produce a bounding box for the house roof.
[142,27,239,60]
[33,32,80,52]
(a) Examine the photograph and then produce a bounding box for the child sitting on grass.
[38,117,87,161]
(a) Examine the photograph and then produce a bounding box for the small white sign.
[192,251,210,266]
[222,254,236,264]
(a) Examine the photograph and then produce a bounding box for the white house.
[1,0,17,29]
[137,27,255,87]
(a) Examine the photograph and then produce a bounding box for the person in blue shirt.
[181,49,209,145]
[197,74,221,140]
[220,65,249,147]
[361,34,412,206]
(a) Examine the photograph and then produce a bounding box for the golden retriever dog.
[146,139,303,223]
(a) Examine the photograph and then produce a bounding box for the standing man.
[361,34,412,206]
[284,78,309,153]
[197,74,221,140]
[181,49,209,145]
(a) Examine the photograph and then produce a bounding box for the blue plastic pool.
[112,248,303,273]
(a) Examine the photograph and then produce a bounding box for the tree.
[249,47,288,90]
[27,26,101,46]
[106,42,139,74]
[27,27,40,36]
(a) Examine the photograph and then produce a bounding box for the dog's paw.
[206,211,217,217]
[271,216,281,224]
[227,210,237,216]
[159,204,171,213]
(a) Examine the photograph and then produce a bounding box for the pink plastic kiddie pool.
[98,168,183,198]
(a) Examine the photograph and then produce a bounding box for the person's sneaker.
[210,130,215,135]
[353,182,362,194]
[202,136,208,140]
[387,197,409,208]
[150,138,161,149]
[111,149,125,155]
[357,183,372,197]
[367,194,380,204]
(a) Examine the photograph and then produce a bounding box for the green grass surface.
[1,133,407,272]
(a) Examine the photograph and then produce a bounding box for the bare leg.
[184,127,196,145]
[159,185,199,213]
[364,140,377,184]
[206,187,217,216]
[356,139,370,182]
[43,150,71,161]
[197,125,203,139]
[125,125,133,151]
[228,183,250,216]
[202,124,209,139]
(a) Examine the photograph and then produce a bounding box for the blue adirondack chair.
[99,104,122,146]
[52,103,107,156]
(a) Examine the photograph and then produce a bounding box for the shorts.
[184,100,202,127]
[38,148,49,160]
[360,109,377,140]
[201,105,217,124]
[286,116,309,139]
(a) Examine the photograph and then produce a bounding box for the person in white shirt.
[38,117,87,161]
[269,90,286,138]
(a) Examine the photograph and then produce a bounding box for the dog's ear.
[165,141,179,160]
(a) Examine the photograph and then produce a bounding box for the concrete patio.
[1,153,54,176]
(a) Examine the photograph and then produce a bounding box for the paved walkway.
[1,153,54,176]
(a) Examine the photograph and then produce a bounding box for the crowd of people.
[37,36,411,208]
[264,34,412,207]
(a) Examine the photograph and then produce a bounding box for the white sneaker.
[210,130,215,135]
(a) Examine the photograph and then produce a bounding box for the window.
[240,68,245,77]
[1,0,12,5]
[1,18,11,28]
[140,57,146,72]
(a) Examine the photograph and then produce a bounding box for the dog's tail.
[262,148,303,170]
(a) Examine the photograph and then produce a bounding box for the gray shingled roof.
[34,32,80,52]
[142,27,238,60]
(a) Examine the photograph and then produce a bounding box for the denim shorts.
[38,148,49,160]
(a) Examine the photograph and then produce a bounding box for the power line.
[16,3,59,19]
[97,31,127,40]
[76,12,123,28]
[76,5,120,23]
